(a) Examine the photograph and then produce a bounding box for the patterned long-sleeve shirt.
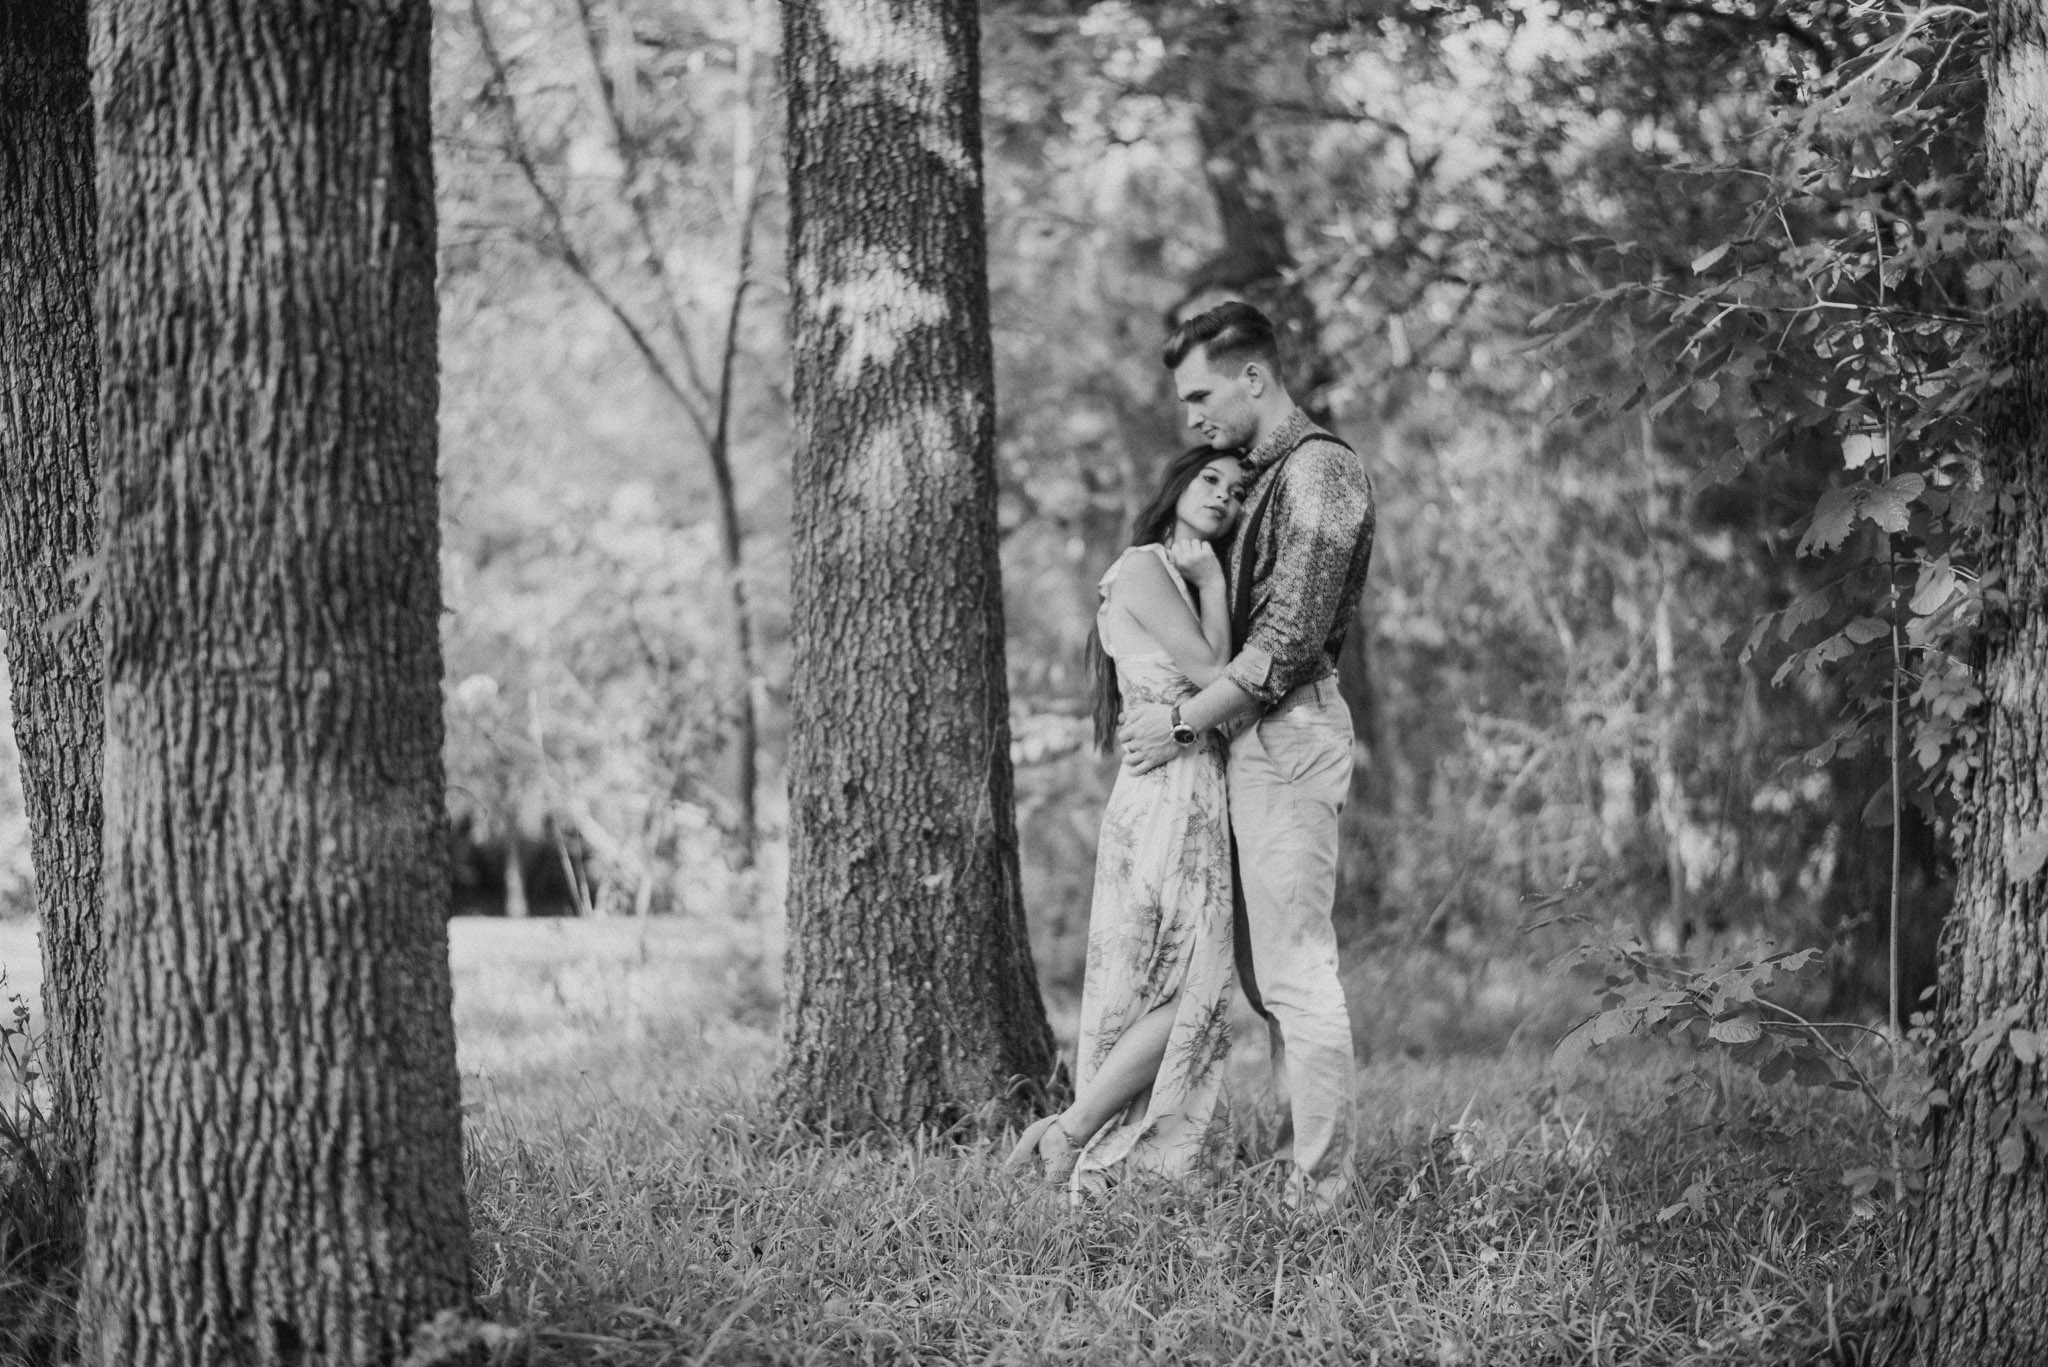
[1223,408,1376,708]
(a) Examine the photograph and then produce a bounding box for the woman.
[1007,447,1249,1191]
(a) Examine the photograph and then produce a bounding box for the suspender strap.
[1229,431,1356,651]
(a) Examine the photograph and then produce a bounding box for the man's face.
[1172,347,1259,451]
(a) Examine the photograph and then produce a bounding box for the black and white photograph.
[2,0,2046,1361]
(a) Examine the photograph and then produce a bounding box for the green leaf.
[1741,615,1775,666]
[2011,829,2048,883]
[1910,560,1958,617]
[1861,473,1926,533]
[1709,1017,1762,1045]
[1841,431,1887,469]
[1778,585,1836,640]
[1591,1010,1639,1046]
[1999,1134,2027,1176]
[2019,1103,2048,1148]
[1792,1051,1838,1087]
[1968,1006,2029,1074]
[1690,379,1722,411]
[1691,242,1732,273]
[1862,780,1895,828]
[1690,450,1749,491]
[1553,1017,1597,1070]
[1777,947,1823,974]
[1799,486,1859,557]
[1844,617,1890,645]
[1649,386,1689,420]
[1759,1049,1794,1086]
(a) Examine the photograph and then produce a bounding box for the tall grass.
[0,962,74,1367]
[457,919,1895,1366]
[0,917,1896,1364]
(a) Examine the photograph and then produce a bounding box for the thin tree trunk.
[80,3,472,1360]
[1642,413,1687,945]
[504,827,530,919]
[779,0,1056,1132]
[1893,3,2048,1360]
[0,0,103,1250]
[709,11,765,868]
[487,0,767,866]
[1168,7,1337,410]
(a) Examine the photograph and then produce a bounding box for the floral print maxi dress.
[1072,543,1236,1192]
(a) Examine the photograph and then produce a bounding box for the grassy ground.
[0,917,1895,1364]
[455,918,1894,1366]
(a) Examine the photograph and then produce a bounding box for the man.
[1118,300,1375,1208]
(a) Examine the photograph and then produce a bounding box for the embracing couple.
[1008,300,1376,1209]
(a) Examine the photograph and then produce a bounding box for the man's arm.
[1117,673,1260,773]
[1120,444,1370,772]
[1226,443,1372,704]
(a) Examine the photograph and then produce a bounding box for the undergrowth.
[466,1050,1893,1366]
[0,922,1902,1364]
[0,973,75,1367]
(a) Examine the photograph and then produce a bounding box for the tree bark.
[80,2,473,1360]
[779,0,1057,1132]
[1894,3,2048,1361]
[0,0,103,1249]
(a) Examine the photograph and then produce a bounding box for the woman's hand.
[1168,536,1225,589]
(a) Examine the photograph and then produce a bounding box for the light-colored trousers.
[1228,676,1356,1205]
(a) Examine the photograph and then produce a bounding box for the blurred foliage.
[2,0,2000,1035]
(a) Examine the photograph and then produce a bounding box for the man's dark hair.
[1162,300,1282,377]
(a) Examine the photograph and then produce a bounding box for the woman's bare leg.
[1059,997,1179,1146]
[1007,997,1183,1179]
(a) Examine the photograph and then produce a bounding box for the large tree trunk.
[779,0,1057,1132]
[0,0,103,1250]
[1893,3,2048,1361]
[79,3,473,1360]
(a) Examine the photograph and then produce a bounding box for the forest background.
[0,0,1946,1051]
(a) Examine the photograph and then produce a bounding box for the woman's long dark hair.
[1087,447,1233,754]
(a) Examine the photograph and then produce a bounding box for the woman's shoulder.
[1098,543,1175,598]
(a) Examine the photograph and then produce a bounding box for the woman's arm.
[1169,537,1232,669]
[1109,549,1228,687]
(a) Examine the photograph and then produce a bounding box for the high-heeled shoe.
[1004,1113,1082,1183]
[1038,1118,1081,1184]
[1004,1115,1059,1171]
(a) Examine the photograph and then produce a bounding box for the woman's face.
[1174,456,1250,541]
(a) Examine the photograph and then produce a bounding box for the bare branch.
[569,0,722,407]
[467,0,712,441]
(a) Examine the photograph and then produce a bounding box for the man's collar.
[1242,407,1315,473]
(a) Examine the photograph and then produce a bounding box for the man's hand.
[1117,703,1179,774]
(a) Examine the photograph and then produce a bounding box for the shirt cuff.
[1224,646,1282,707]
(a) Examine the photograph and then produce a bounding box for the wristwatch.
[1169,705,1197,746]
